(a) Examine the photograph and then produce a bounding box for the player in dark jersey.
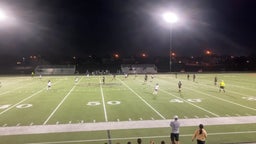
[178,81,182,92]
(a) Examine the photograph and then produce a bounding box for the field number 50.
[87,101,121,106]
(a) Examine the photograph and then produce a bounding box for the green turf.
[0,73,256,143]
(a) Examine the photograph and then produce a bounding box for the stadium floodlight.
[0,9,7,21]
[163,12,179,72]
[163,12,178,24]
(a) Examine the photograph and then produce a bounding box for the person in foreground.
[170,115,180,144]
[192,124,207,144]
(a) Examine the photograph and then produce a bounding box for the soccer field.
[0,73,256,144]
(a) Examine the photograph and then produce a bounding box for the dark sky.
[0,0,256,58]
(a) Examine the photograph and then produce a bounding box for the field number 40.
[170,99,202,103]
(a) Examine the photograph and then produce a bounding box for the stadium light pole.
[163,12,178,72]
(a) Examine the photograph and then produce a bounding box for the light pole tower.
[163,12,178,72]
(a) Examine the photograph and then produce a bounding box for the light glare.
[0,10,7,21]
[163,12,178,23]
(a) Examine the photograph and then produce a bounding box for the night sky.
[0,0,256,58]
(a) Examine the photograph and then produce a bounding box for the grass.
[0,73,256,144]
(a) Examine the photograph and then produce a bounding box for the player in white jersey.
[75,77,79,84]
[153,83,159,95]
[47,80,52,90]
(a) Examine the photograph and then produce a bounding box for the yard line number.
[87,101,121,106]
[0,104,32,109]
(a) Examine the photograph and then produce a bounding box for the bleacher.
[35,65,76,75]
[121,64,157,74]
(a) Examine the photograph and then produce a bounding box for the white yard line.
[0,82,35,97]
[135,78,220,117]
[187,83,256,111]
[0,116,256,136]
[99,78,108,122]
[0,80,63,115]
[118,78,166,120]
[0,89,44,116]
[43,77,83,125]
[163,77,256,112]
[162,89,220,117]
[25,130,256,144]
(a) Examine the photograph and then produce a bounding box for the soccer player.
[170,115,180,144]
[75,77,79,84]
[193,74,196,82]
[31,72,34,78]
[150,74,154,82]
[178,81,182,92]
[112,74,116,80]
[47,80,52,90]
[153,83,159,95]
[187,74,190,80]
[144,74,148,82]
[124,73,128,79]
[214,76,218,86]
[102,76,105,84]
[219,80,225,92]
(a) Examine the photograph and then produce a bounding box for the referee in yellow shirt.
[219,80,225,93]
[192,124,207,144]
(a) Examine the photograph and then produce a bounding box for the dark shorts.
[220,86,224,89]
[170,133,179,141]
[197,139,205,144]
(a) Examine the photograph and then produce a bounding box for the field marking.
[160,76,256,112]
[186,84,256,112]
[160,88,220,117]
[0,81,36,97]
[202,81,253,98]
[188,76,254,97]
[43,77,83,125]
[1,115,256,136]
[25,130,256,144]
[0,89,44,115]
[118,78,166,120]
[138,78,220,117]
[99,78,108,122]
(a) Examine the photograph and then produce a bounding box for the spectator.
[192,124,207,144]
[170,115,180,144]
[150,139,155,144]
[127,142,131,144]
[137,138,142,144]
[161,140,165,144]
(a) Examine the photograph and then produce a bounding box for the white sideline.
[0,116,255,136]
